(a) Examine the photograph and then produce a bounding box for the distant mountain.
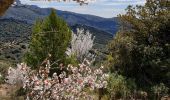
[0,18,113,62]
[0,4,119,62]
[71,24,113,50]
[1,5,119,35]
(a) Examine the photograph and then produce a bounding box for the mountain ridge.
[1,4,119,35]
[0,18,113,62]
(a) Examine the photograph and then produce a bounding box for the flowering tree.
[6,63,30,85]
[6,59,108,100]
[66,29,95,62]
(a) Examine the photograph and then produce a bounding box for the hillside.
[0,18,113,62]
[71,24,113,53]
[0,19,31,62]
[0,4,118,62]
[1,5,119,34]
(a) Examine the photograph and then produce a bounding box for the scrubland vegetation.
[0,0,170,100]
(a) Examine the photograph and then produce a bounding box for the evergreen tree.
[108,0,170,88]
[25,9,71,68]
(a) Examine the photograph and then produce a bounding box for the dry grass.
[0,84,24,100]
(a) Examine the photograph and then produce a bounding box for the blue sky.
[20,0,146,18]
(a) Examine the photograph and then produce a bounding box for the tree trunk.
[0,0,14,16]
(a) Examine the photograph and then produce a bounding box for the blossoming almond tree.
[6,63,30,85]
[66,29,95,62]
[6,58,108,100]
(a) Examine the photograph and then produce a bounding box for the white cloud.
[20,0,146,18]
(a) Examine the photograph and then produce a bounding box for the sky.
[20,0,146,18]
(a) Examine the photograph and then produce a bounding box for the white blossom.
[6,59,108,100]
[6,63,30,85]
[66,28,95,62]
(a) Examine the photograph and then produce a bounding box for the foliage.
[0,60,13,84]
[24,9,71,68]
[6,63,29,85]
[0,19,31,62]
[151,83,169,99]
[65,54,78,66]
[107,73,136,99]
[108,0,170,88]
[6,59,108,100]
[66,28,95,62]
[0,19,112,63]
[0,73,4,84]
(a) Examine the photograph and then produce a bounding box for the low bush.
[107,73,136,99]
[151,83,169,100]
[6,59,108,100]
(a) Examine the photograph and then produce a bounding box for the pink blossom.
[6,60,108,100]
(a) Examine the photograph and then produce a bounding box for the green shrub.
[0,73,4,84]
[151,83,169,99]
[107,73,136,99]
[0,60,12,84]
[65,54,78,66]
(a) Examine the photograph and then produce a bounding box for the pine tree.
[25,9,71,69]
